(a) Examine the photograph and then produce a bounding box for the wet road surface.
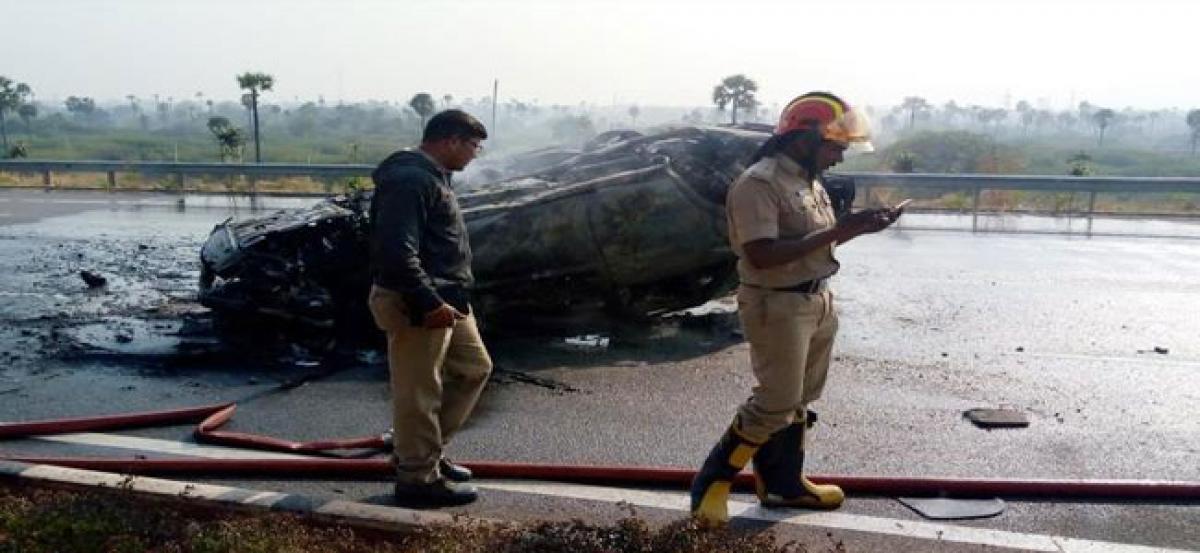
[1,188,1198,551]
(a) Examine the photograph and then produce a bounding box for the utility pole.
[491,79,498,140]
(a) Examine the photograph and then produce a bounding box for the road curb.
[0,459,485,533]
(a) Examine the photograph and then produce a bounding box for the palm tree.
[711,74,758,125]
[1092,108,1115,147]
[236,71,275,162]
[941,100,963,127]
[0,76,33,155]
[409,93,436,129]
[1015,100,1034,135]
[900,96,931,130]
[1186,109,1200,155]
[17,103,36,136]
[64,96,97,121]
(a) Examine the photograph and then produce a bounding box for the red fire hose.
[3,403,1199,500]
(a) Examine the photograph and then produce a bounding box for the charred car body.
[198,125,855,340]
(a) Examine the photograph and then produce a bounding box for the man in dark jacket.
[367,110,492,507]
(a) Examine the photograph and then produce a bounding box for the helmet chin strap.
[778,131,823,182]
[800,157,821,182]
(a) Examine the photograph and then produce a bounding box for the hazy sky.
[6,0,1197,110]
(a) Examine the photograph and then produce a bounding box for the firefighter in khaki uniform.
[690,92,904,524]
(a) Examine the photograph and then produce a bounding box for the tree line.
[3,71,1200,164]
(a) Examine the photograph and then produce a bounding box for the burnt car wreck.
[198,125,855,342]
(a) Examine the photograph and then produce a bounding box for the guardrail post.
[971,186,982,232]
[42,170,53,190]
[1086,189,1097,236]
[174,172,186,210]
[106,171,116,192]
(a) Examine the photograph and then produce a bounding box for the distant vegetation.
[837,130,1200,177]
[837,98,1200,177]
[0,76,34,157]
[3,72,1200,178]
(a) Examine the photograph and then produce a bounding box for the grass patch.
[0,481,826,552]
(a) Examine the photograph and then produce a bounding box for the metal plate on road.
[963,408,1030,428]
[898,497,1006,520]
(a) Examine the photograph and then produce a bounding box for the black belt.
[775,278,828,293]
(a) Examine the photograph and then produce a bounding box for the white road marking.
[40,199,181,206]
[45,199,116,205]
[31,432,312,460]
[478,481,1190,553]
[17,432,1191,551]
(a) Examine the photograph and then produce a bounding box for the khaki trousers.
[734,285,838,443]
[368,285,493,484]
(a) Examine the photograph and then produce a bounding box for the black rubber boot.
[394,478,478,508]
[752,411,844,509]
[689,422,763,524]
[439,458,472,482]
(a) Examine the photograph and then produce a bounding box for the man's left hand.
[842,208,897,236]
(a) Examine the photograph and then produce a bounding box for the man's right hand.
[422,303,464,329]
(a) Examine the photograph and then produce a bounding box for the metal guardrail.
[0,160,374,178]
[0,160,374,199]
[841,172,1200,194]
[2,160,1199,233]
[3,159,1199,192]
[837,172,1200,233]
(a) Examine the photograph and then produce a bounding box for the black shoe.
[439,458,472,482]
[393,478,478,508]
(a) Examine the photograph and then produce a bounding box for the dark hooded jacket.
[369,150,472,321]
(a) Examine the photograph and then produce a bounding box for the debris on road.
[491,367,581,394]
[79,270,107,288]
[561,335,611,351]
[964,408,1030,429]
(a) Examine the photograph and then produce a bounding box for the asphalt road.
[0,188,1197,551]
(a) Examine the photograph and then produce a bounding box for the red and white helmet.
[775,92,874,152]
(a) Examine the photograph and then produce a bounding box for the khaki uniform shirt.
[726,154,840,288]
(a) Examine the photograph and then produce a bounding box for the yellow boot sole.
[755,476,844,510]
